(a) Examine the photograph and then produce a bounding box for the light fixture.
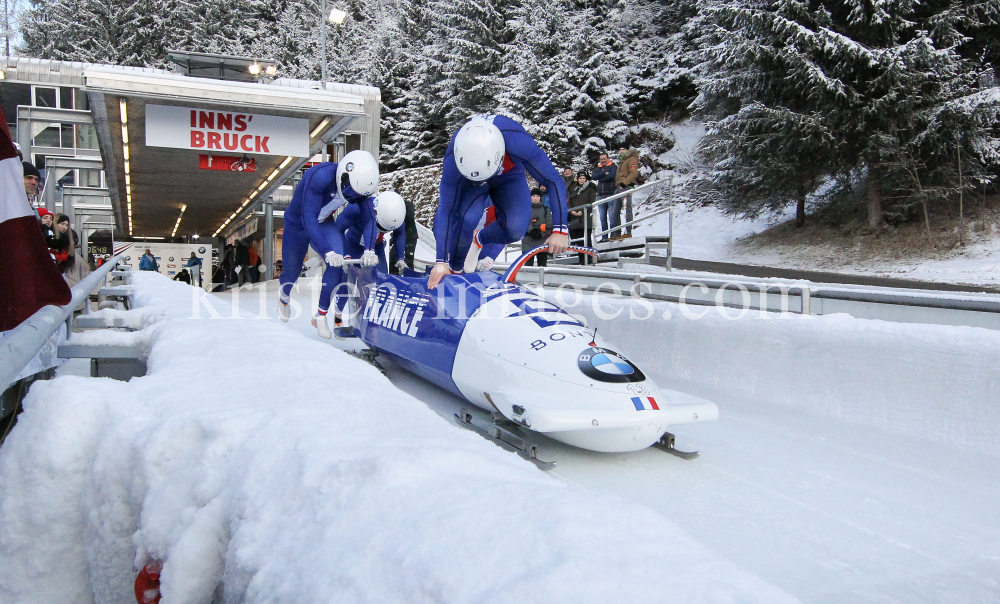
[0,71,5,80]
[266,168,280,182]
[248,62,261,76]
[265,65,277,76]
[310,118,331,138]
[279,156,293,169]
[171,204,187,237]
[138,236,165,240]
[328,7,347,23]
[120,99,132,235]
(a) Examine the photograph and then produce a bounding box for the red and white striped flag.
[0,106,71,331]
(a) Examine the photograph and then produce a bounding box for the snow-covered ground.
[627,121,1000,287]
[2,272,998,603]
[217,278,1000,603]
[0,273,798,604]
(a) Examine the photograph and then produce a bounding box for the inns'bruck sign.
[145,104,310,157]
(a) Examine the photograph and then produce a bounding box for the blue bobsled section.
[348,267,509,397]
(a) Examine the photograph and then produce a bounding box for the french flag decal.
[631,397,659,411]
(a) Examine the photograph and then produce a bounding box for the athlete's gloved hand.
[475,257,494,272]
[395,259,409,272]
[360,250,378,267]
[324,251,345,267]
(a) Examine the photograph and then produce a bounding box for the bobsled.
[341,247,718,455]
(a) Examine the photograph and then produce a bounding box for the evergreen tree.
[695,0,999,228]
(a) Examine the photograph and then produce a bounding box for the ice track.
[217,281,1000,604]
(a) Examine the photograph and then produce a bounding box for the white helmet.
[336,150,379,199]
[454,117,505,181]
[373,191,406,233]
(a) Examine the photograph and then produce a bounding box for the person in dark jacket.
[50,214,78,273]
[562,167,576,192]
[592,152,619,241]
[568,172,597,265]
[521,189,553,267]
[37,208,57,249]
[23,161,41,207]
[389,199,418,275]
[173,269,192,284]
[234,240,251,287]
[139,249,159,272]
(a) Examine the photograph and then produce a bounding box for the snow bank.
[0,272,798,604]
[557,292,1000,457]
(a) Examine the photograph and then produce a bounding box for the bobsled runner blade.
[333,326,358,339]
[652,432,700,460]
[454,410,556,471]
[344,348,386,375]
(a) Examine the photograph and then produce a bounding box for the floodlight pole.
[320,0,328,84]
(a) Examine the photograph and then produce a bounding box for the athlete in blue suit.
[331,193,408,318]
[277,151,380,331]
[428,115,569,289]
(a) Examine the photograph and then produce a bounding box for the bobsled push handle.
[502,245,600,284]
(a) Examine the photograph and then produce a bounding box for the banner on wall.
[145,104,309,157]
[121,243,212,284]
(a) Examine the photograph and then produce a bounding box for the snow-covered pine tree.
[694,0,840,225]
[695,0,999,229]
[428,0,512,133]
[498,0,585,168]
[20,0,172,66]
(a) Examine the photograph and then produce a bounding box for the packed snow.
[0,272,799,604]
[215,277,1000,603]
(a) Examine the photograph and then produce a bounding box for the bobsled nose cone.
[634,422,662,447]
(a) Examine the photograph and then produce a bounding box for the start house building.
[0,51,381,275]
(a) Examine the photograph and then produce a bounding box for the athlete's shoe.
[312,313,333,339]
[475,257,495,272]
[277,299,291,323]
[334,313,343,327]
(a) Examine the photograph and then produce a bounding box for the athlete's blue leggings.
[446,169,532,272]
[279,216,345,314]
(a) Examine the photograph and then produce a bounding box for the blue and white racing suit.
[279,162,376,314]
[433,115,568,272]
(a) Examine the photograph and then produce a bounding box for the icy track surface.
[0,273,798,604]
[217,277,1000,604]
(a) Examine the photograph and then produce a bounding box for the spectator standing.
[234,240,251,286]
[615,147,640,238]
[139,249,159,272]
[247,242,260,283]
[568,172,597,265]
[23,161,40,208]
[562,167,575,192]
[37,208,57,248]
[538,183,551,210]
[592,152,618,241]
[521,188,553,267]
[183,252,203,287]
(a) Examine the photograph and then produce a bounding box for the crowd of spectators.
[29,160,90,286]
[522,146,643,265]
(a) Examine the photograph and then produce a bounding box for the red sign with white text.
[145,105,309,157]
[199,154,257,172]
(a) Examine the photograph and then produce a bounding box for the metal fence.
[1,255,124,394]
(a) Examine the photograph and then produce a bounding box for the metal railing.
[0,255,125,393]
[498,176,674,264]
